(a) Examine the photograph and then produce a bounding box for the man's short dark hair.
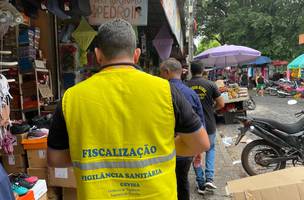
[160,58,182,72]
[95,19,136,59]
[191,62,203,75]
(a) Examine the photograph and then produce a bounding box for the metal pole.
[187,0,195,79]
[54,16,61,99]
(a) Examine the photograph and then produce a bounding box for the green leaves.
[195,0,304,60]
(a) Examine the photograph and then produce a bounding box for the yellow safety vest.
[62,66,177,200]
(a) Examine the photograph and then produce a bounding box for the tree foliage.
[196,35,221,54]
[195,0,304,60]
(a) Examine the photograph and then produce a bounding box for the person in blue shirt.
[160,58,206,200]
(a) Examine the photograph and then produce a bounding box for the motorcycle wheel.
[245,97,256,110]
[269,89,278,96]
[241,139,286,176]
[277,92,286,98]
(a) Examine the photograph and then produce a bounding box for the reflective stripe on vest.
[63,67,177,200]
[73,150,176,170]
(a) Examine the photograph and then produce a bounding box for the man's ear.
[95,48,103,64]
[134,48,141,64]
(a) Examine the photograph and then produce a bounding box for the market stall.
[216,80,249,124]
[288,54,304,79]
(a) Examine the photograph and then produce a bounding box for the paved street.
[189,94,304,199]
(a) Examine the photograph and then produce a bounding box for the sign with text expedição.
[88,0,148,26]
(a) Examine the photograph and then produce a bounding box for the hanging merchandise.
[47,0,71,20]
[60,0,91,17]
[0,1,23,26]
[152,25,174,60]
[72,17,97,66]
[0,74,13,154]
[0,1,23,37]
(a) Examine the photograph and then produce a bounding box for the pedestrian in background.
[187,62,225,194]
[256,72,265,96]
[160,58,207,200]
[47,19,210,200]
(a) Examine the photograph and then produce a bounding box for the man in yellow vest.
[47,19,210,200]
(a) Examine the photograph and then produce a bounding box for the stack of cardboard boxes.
[1,133,28,173]
[1,134,77,199]
[48,167,77,200]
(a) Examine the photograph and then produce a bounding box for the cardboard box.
[27,168,48,180]
[39,193,48,200]
[47,187,61,200]
[31,179,47,200]
[0,133,28,155]
[48,167,77,188]
[62,188,77,200]
[4,166,26,174]
[2,154,27,168]
[226,167,304,200]
[27,149,47,168]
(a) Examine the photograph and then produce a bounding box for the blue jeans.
[193,133,216,187]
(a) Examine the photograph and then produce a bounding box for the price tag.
[38,150,46,159]
[8,155,15,165]
[55,168,68,179]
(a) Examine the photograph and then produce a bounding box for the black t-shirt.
[48,83,202,150]
[187,77,221,135]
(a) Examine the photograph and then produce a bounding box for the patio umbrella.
[288,54,304,69]
[246,56,271,65]
[194,45,261,67]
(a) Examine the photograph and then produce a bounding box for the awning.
[246,56,271,65]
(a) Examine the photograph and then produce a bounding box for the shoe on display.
[197,185,206,195]
[27,127,48,139]
[12,173,38,184]
[10,124,31,135]
[11,183,28,196]
[205,181,217,190]
[10,176,35,189]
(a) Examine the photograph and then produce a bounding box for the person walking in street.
[256,72,265,96]
[47,19,210,200]
[240,72,248,87]
[160,58,206,200]
[187,62,225,194]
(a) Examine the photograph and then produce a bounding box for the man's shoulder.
[188,78,213,86]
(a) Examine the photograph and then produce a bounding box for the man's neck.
[101,57,135,67]
[193,74,203,78]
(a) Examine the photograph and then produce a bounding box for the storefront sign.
[160,0,184,52]
[88,0,148,26]
[299,34,304,45]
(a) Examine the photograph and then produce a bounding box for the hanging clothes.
[0,74,13,154]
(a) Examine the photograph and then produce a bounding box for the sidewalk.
[189,134,241,200]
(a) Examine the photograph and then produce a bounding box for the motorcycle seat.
[254,117,304,134]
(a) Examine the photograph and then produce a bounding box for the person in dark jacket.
[187,62,225,194]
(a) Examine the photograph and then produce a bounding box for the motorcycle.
[235,111,304,176]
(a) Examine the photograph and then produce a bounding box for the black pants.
[176,157,193,200]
